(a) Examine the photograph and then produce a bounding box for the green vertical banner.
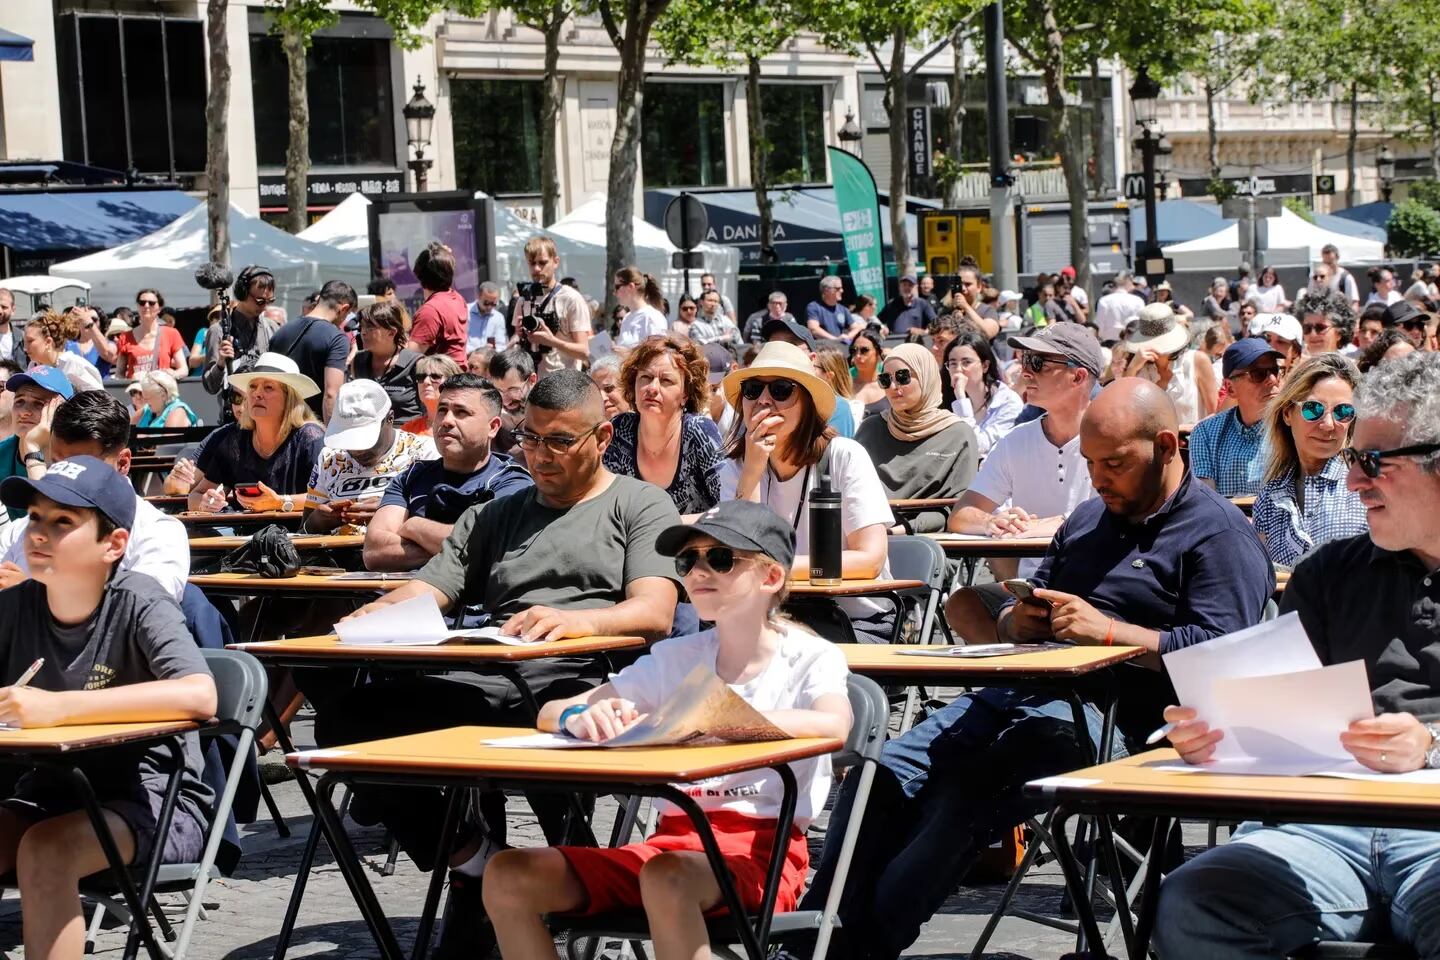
[828,147,887,308]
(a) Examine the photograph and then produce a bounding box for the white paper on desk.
[484,732,597,749]
[334,594,538,646]
[1210,660,1374,772]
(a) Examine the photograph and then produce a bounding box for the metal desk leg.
[269,697,332,960]
[1128,816,1172,960]
[412,785,463,960]
[1095,814,1137,955]
[311,774,406,960]
[1048,806,1109,958]
[119,739,186,959]
[495,665,598,848]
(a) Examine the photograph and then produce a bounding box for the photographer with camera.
[510,237,591,376]
[201,265,281,406]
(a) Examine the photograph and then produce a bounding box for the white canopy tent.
[296,192,371,254]
[550,195,741,308]
[49,202,370,314]
[1163,208,1385,271]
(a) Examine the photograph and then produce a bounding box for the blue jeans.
[800,686,1111,960]
[1155,822,1440,959]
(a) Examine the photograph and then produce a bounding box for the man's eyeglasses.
[1021,352,1074,374]
[877,369,914,389]
[1297,399,1355,423]
[1236,364,1285,384]
[1341,443,1440,478]
[740,377,799,404]
[514,422,603,455]
[1302,322,1332,335]
[674,545,757,577]
[414,372,448,383]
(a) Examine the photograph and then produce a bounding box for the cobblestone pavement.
[0,714,1132,960]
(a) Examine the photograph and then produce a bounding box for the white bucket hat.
[228,352,321,399]
[325,379,392,450]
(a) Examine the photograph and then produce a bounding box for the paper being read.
[333,594,522,646]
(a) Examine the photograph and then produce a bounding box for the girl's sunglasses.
[674,546,753,577]
[740,378,798,404]
[1342,443,1440,478]
[877,369,914,389]
[1297,400,1355,423]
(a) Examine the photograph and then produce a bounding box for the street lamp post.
[1129,66,1168,281]
[1377,143,1396,203]
[837,108,863,156]
[403,76,435,192]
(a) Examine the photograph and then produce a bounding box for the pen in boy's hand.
[1145,721,1176,746]
[12,658,43,689]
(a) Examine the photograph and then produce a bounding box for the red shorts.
[556,810,809,918]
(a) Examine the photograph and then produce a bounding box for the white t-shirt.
[608,625,849,827]
[306,431,437,518]
[46,352,104,393]
[0,495,188,602]
[616,306,669,348]
[1248,284,1286,312]
[718,437,894,618]
[966,417,1096,576]
[1094,290,1145,342]
[1365,290,1403,307]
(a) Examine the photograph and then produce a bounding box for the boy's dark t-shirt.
[379,451,533,524]
[0,572,213,825]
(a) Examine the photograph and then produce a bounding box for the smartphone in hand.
[1003,579,1053,609]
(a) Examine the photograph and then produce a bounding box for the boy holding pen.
[0,456,216,960]
[483,500,851,960]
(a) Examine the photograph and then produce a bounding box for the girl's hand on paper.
[1340,713,1429,773]
[564,699,642,742]
[1163,705,1224,765]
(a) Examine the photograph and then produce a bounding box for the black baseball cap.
[655,500,796,571]
[761,316,816,351]
[1384,300,1427,328]
[0,456,136,531]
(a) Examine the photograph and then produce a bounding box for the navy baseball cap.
[655,500,796,572]
[0,456,136,531]
[761,316,816,351]
[1222,338,1285,379]
[6,366,74,400]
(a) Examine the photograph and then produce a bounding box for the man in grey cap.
[944,323,1104,641]
[878,274,937,338]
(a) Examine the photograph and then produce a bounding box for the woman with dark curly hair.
[602,335,722,516]
[24,309,103,392]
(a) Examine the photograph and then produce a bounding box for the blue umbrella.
[0,29,34,63]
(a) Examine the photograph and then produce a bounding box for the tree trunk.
[746,54,775,260]
[886,24,913,279]
[604,0,653,312]
[1344,80,1358,209]
[1089,57,1104,198]
[1429,76,1440,180]
[944,22,968,209]
[205,0,230,265]
[1040,0,1086,288]
[540,0,565,226]
[1205,77,1220,179]
[282,10,309,235]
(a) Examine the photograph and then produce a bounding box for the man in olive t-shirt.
[316,371,680,953]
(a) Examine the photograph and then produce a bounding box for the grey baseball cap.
[1008,322,1105,378]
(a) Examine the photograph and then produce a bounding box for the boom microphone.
[194,261,234,292]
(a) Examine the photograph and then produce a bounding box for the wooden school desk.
[1025,749,1440,959]
[176,509,305,531]
[888,498,959,533]
[284,727,842,960]
[786,576,925,598]
[0,722,200,960]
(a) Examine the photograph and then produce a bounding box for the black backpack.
[218,524,301,579]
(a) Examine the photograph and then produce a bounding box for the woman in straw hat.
[1117,302,1216,428]
[719,340,895,643]
[187,352,325,514]
[855,342,978,533]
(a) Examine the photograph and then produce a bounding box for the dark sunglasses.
[1297,399,1355,423]
[1302,323,1332,335]
[1236,363,1285,383]
[1022,352,1074,374]
[414,372,448,382]
[877,369,914,389]
[137,299,159,307]
[1311,274,1328,282]
[740,378,799,404]
[674,545,755,577]
[1342,442,1440,478]
[1400,318,1430,331]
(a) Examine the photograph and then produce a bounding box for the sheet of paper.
[483,733,597,749]
[335,594,450,645]
[331,571,415,581]
[1208,660,1374,771]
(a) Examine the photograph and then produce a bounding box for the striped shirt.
[1253,455,1369,567]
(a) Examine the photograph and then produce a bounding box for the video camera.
[514,280,558,355]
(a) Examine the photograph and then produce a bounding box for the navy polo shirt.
[806,300,855,337]
[380,452,533,525]
[1028,471,1273,654]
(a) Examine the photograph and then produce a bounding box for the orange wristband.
[1104,619,1116,646]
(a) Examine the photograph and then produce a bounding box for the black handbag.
[218,524,301,579]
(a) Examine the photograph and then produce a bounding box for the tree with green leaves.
[1386,11,1440,180]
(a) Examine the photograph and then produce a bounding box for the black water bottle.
[809,470,844,586]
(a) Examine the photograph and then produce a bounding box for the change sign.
[828,147,887,308]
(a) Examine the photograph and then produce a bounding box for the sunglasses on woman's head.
[674,545,754,577]
[1297,399,1355,423]
[877,369,914,389]
[740,378,798,404]
[1342,443,1440,478]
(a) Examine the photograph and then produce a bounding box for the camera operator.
[510,236,591,376]
[202,266,280,405]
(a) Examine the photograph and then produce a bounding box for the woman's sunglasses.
[1297,399,1355,423]
[740,378,798,404]
[414,371,448,383]
[1342,443,1440,478]
[1302,322,1332,336]
[675,546,754,577]
[877,369,914,389]
[137,299,159,307]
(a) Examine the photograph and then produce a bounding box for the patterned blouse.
[603,411,722,514]
[1253,454,1369,567]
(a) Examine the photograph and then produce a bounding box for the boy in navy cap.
[0,456,215,960]
[0,365,75,508]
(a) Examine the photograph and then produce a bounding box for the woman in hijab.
[855,342,979,532]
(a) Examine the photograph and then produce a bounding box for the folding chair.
[884,536,954,731]
[561,674,890,960]
[82,648,269,959]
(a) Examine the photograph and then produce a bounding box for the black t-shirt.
[268,316,350,418]
[0,572,213,822]
[194,422,325,495]
[353,349,423,421]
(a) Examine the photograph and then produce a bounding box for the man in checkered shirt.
[1188,340,1286,497]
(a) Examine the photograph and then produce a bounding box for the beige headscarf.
[880,342,960,442]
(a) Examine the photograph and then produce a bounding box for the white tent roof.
[296,192,371,253]
[48,202,370,313]
[551,195,741,308]
[1163,208,1385,270]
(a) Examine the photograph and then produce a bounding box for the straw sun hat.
[227,351,321,399]
[722,340,836,421]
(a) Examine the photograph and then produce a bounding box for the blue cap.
[6,366,74,400]
[1222,338,1285,379]
[0,456,136,531]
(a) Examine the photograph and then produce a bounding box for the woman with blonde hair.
[132,369,201,427]
[813,345,861,424]
[187,353,324,513]
[612,266,668,353]
[400,353,463,435]
[1252,352,1367,566]
[23,309,103,392]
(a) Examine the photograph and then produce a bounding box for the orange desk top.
[840,643,1145,681]
[786,577,925,597]
[231,632,647,663]
[924,533,1054,557]
[0,720,199,753]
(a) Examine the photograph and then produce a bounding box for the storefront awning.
[0,30,35,63]
[0,190,198,253]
